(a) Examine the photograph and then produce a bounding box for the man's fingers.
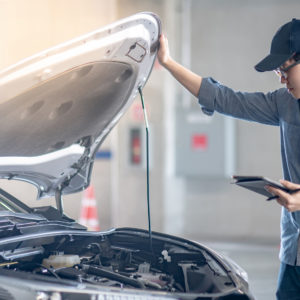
[267,186,290,201]
[276,197,287,207]
[267,181,300,212]
[268,186,294,208]
[279,179,300,190]
[266,185,286,196]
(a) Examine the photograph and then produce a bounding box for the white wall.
[0,0,117,69]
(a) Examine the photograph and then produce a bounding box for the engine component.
[42,254,80,269]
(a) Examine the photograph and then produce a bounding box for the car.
[0,12,254,300]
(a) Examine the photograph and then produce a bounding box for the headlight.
[221,255,249,282]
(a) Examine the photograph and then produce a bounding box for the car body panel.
[0,12,160,198]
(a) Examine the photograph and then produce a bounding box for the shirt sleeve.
[198,77,280,126]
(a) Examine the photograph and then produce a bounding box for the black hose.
[138,86,153,253]
[83,265,145,289]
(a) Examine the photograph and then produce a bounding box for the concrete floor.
[205,241,279,300]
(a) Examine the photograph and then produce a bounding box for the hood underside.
[0,12,161,198]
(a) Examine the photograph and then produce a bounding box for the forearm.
[163,57,202,97]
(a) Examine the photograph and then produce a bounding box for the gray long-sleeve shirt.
[198,77,300,266]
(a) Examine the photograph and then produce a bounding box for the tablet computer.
[232,175,288,198]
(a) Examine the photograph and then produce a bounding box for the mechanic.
[157,18,300,299]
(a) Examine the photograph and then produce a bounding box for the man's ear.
[286,55,296,64]
[294,52,300,61]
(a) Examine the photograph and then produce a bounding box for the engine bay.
[0,229,237,295]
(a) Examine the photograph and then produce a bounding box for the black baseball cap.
[255,18,300,72]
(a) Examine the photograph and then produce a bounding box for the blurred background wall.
[1,0,300,245]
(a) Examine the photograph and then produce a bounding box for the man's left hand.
[266,180,300,212]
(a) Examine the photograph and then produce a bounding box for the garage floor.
[204,241,279,300]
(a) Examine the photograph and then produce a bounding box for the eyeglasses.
[274,60,300,79]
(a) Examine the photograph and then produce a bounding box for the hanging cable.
[138,86,153,253]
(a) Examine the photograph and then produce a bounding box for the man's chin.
[288,88,300,99]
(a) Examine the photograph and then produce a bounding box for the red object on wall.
[130,128,142,165]
[192,134,208,150]
[132,136,141,164]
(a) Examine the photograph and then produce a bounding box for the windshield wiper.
[0,188,32,214]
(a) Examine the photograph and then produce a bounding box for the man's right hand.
[156,33,202,97]
[157,34,171,67]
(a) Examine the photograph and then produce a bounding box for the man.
[157,18,300,299]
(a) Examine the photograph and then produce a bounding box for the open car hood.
[0,12,160,199]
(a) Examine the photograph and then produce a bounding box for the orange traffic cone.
[79,185,100,231]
